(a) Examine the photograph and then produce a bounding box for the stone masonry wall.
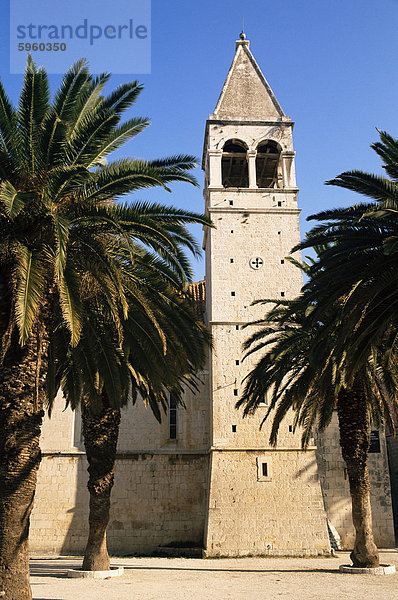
[316,414,395,548]
[386,432,398,540]
[30,374,210,556]
[30,452,209,556]
[204,449,330,556]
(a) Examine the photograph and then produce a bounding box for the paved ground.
[30,551,398,600]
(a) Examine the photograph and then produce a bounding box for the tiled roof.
[186,280,206,321]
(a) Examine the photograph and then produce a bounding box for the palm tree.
[296,130,398,375]
[49,255,210,571]
[236,262,398,567]
[0,57,209,599]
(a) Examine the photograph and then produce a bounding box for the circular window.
[249,257,264,270]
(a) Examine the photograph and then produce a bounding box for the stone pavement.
[30,551,398,600]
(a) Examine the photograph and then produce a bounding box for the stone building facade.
[30,35,395,556]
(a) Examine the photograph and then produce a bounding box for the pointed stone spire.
[213,35,285,121]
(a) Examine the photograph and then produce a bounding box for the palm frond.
[14,244,47,344]
[57,264,83,347]
[0,181,34,218]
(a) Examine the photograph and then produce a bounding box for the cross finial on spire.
[236,20,249,49]
[240,17,246,40]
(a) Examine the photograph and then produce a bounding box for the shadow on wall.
[314,416,396,550]
[60,407,90,555]
[58,408,209,557]
[385,430,398,544]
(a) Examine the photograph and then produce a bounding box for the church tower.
[202,33,331,556]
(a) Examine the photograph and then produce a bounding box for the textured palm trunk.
[0,333,47,600]
[81,396,121,571]
[337,381,379,568]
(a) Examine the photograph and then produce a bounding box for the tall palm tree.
[49,254,210,571]
[236,262,398,567]
[0,57,209,599]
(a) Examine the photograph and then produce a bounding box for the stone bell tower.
[202,33,330,556]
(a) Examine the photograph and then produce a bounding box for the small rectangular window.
[235,360,240,365]
[230,258,234,263]
[277,201,282,207]
[281,292,285,297]
[281,259,285,264]
[233,389,238,396]
[231,230,234,233]
[257,457,271,481]
[236,325,239,330]
[289,425,293,432]
[278,231,281,235]
[168,394,177,440]
[231,291,235,296]
[232,425,237,433]
[229,200,234,206]
[369,430,381,453]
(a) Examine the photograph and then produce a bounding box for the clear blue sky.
[2,0,398,279]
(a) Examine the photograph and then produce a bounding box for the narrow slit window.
[168,394,177,440]
[257,458,271,481]
[232,425,237,433]
[234,389,238,396]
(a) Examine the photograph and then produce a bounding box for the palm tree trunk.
[337,381,379,568]
[81,395,120,571]
[0,334,47,600]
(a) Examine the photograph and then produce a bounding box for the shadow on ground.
[30,563,79,578]
[30,563,340,576]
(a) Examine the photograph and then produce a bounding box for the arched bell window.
[222,139,249,188]
[256,140,282,188]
